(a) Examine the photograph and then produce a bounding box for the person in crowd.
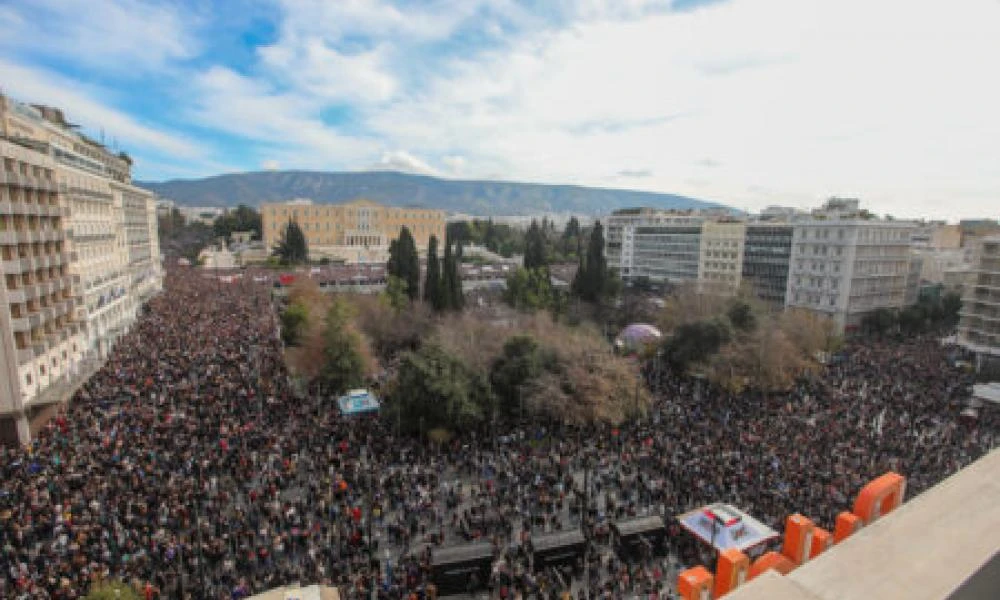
[0,268,995,599]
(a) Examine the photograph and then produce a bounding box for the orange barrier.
[810,527,833,558]
[853,472,906,525]
[834,511,863,544]
[676,472,908,594]
[677,565,714,600]
[781,514,815,565]
[748,551,796,580]
[713,548,750,598]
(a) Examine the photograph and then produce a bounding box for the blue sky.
[1,0,998,219]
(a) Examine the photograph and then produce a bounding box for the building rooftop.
[726,447,1000,600]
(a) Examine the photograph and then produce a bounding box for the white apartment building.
[697,220,746,295]
[784,205,915,332]
[958,235,1000,358]
[606,208,705,285]
[0,95,162,442]
[0,140,85,443]
[116,182,162,308]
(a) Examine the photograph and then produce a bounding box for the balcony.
[10,316,30,332]
[16,348,34,364]
[0,230,18,245]
[6,288,26,303]
[1,256,31,274]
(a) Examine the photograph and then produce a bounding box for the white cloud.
[0,0,198,74]
[0,59,204,159]
[187,67,381,169]
[370,151,440,176]
[261,160,281,171]
[258,39,396,104]
[362,0,1000,219]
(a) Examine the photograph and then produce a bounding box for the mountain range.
[137,170,725,216]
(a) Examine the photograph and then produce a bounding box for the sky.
[1,0,998,220]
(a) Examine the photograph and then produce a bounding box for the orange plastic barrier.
[810,527,833,558]
[678,565,714,600]
[714,548,750,598]
[833,511,863,544]
[853,472,906,524]
[781,514,815,565]
[748,551,796,580]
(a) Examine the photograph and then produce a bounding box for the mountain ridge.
[137,170,727,216]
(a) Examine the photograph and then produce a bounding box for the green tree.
[861,307,899,336]
[318,299,367,394]
[572,220,613,303]
[662,320,731,371]
[490,335,557,420]
[423,235,445,311]
[563,216,581,240]
[504,267,555,311]
[898,304,928,334]
[213,204,262,242]
[448,238,464,310]
[394,343,489,433]
[387,226,420,301]
[85,581,141,600]
[941,291,962,326]
[280,302,308,346]
[727,301,757,332]
[380,275,410,313]
[272,220,308,264]
[524,219,548,271]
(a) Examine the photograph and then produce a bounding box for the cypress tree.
[273,220,308,264]
[388,227,420,301]
[442,239,454,308]
[424,235,445,311]
[450,240,464,310]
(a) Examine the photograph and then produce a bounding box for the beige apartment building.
[0,140,84,443]
[697,220,746,295]
[262,198,445,263]
[0,95,162,442]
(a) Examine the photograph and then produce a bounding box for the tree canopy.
[424,235,445,311]
[524,219,548,272]
[213,204,262,241]
[572,220,618,303]
[387,227,420,301]
[272,220,308,264]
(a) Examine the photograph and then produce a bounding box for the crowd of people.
[1,268,997,599]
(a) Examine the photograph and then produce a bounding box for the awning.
[337,389,380,415]
[677,503,779,553]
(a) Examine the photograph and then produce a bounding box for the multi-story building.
[742,223,794,305]
[261,198,446,264]
[0,94,162,442]
[0,140,85,443]
[784,200,915,332]
[912,222,961,249]
[606,208,704,285]
[117,183,161,306]
[957,235,1000,358]
[697,220,746,295]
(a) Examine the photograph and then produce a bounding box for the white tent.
[677,502,779,554]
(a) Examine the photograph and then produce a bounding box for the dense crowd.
[0,269,997,599]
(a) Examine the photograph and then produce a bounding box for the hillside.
[137,170,726,216]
